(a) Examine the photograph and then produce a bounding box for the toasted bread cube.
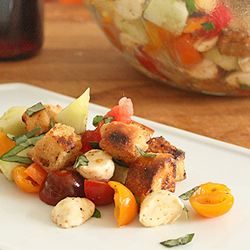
[125,153,176,203]
[22,104,62,135]
[146,137,186,182]
[28,123,82,172]
[99,121,154,164]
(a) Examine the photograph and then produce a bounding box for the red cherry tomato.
[103,105,132,125]
[80,127,102,153]
[39,170,85,206]
[199,2,232,38]
[84,179,114,206]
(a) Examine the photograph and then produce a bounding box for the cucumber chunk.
[54,88,90,134]
[143,0,189,35]
[0,106,28,136]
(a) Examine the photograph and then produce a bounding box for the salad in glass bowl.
[83,0,250,96]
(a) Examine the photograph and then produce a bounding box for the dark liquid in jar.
[0,0,44,60]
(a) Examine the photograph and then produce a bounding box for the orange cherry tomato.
[189,182,234,218]
[108,181,138,228]
[12,166,40,193]
[0,132,15,157]
[24,163,48,186]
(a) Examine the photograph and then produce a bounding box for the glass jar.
[0,0,44,60]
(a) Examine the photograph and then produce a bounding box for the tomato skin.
[189,182,234,218]
[108,181,138,228]
[24,163,48,186]
[12,166,40,193]
[103,105,132,125]
[80,127,102,154]
[39,170,85,206]
[84,179,114,206]
[198,2,232,38]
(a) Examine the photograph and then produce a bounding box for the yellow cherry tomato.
[189,182,234,218]
[12,166,40,193]
[108,181,139,228]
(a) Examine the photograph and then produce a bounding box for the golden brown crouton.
[146,136,186,182]
[22,104,62,135]
[99,121,154,164]
[28,123,82,172]
[218,29,250,58]
[125,153,176,203]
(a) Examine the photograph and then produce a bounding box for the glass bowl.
[83,0,250,96]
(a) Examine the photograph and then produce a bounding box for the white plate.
[0,83,249,250]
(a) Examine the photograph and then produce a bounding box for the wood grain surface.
[1,3,250,149]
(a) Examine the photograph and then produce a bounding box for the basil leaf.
[50,118,55,128]
[136,146,156,158]
[103,116,114,124]
[183,206,189,219]
[160,233,195,248]
[179,186,199,201]
[89,141,101,149]
[0,155,33,165]
[92,208,101,218]
[73,154,89,169]
[25,102,45,117]
[112,157,130,168]
[185,0,197,14]
[201,21,215,31]
[11,126,41,145]
[92,115,103,127]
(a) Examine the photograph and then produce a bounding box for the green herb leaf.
[183,206,189,219]
[179,186,200,201]
[73,154,89,169]
[92,115,103,127]
[136,146,156,158]
[11,127,41,145]
[185,0,197,14]
[50,118,55,128]
[25,102,45,117]
[92,208,101,218]
[160,233,195,248]
[103,116,114,124]
[0,155,33,165]
[135,195,140,206]
[201,21,215,31]
[89,141,101,149]
[112,157,130,168]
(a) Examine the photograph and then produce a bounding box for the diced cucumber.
[114,13,149,44]
[54,88,90,134]
[204,46,239,71]
[0,147,32,182]
[0,106,28,136]
[142,0,189,35]
[113,0,147,20]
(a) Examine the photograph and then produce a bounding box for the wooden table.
[1,3,250,149]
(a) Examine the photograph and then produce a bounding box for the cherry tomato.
[198,2,232,38]
[80,127,102,154]
[39,170,85,206]
[84,179,114,206]
[103,105,131,125]
[108,181,138,228]
[189,182,234,218]
[12,166,40,193]
[24,163,48,185]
